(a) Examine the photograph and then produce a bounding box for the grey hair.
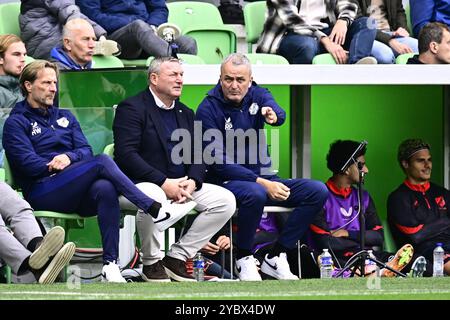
[147,56,182,78]
[62,18,94,42]
[220,53,252,74]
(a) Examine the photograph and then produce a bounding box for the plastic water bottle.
[319,249,333,279]
[433,243,444,277]
[193,252,205,282]
[366,250,379,277]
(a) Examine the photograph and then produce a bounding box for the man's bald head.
[62,18,96,67]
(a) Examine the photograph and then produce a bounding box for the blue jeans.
[223,177,328,250]
[26,154,156,263]
[277,17,376,64]
[371,33,419,64]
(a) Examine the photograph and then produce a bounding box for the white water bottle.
[319,249,333,279]
[433,243,444,277]
[193,252,205,281]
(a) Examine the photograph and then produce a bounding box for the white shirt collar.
[149,87,175,110]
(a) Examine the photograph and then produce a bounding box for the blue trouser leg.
[222,181,267,251]
[277,33,319,64]
[78,179,121,263]
[343,17,377,64]
[27,154,155,212]
[26,154,157,262]
[266,177,328,249]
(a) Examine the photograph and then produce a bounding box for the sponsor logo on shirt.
[31,122,41,136]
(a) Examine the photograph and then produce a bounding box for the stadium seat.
[395,53,415,64]
[25,55,34,65]
[0,168,4,182]
[381,219,397,253]
[121,59,147,67]
[146,53,205,66]
[92,55,124,68]
[312,53,336,64]
[404,3,412,34]
[3,156,87,245]
[0,2,20,36]
[168,2,237,64]
[246,53,289,65]
[243,1,266,53]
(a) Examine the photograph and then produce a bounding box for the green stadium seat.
[92,55,124,68]
[382,219,397,253]
[3,156,87,245]
[168,2,237,64]
[395,52,415,64]
[0,168,4,182]
[243,1,266,53]
[312,53,336,64]
[121,59,147,67]
[0,2,20,36]
[404,3,412,34]
[146,53,206,66]
[246,53,289,65]
[25,55,34,65]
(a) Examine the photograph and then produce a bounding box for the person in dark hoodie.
[50,18,96,70]
[2,60,197,283]
[196,53,328,281]
[407,22,450,64]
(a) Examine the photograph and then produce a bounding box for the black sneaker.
[142,261,171,282]
[162,256,196,282]
[218,4,245,25]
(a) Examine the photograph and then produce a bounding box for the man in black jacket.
[388,138,450,276]
[113,57,236,282]
[407,22,450,64]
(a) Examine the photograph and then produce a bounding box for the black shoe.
[142,261,171,282]
[218,4,245,25]
[162,256,196,282]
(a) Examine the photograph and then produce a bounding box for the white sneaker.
[38,242,76,284]
[261,253,299,280]
[153,201,197,232]
[235,255,262,281]
[355,56,378,64]
[29,226,65,270]
[102,261,126,283]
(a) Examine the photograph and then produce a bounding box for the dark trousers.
[277,17,376,64]
[26,154,155,263]
[109,20,197,59]
[223,177,328,251]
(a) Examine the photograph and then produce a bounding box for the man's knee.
[129,19,151,33]
[176,36,198,55]
[135,182,167,203]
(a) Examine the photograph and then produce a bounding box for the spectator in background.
[3,60,196,283]
[0,182,75,284]
[50,18,97,70]
[407,22,450,64]
[19,0,114,60]
[76,0,197,59]
[0,34,26,167]
[256,0,377,64]
[410,0,450,38]
[218,0,245,25]
[388,138,450,276]
[358,0,418,64]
